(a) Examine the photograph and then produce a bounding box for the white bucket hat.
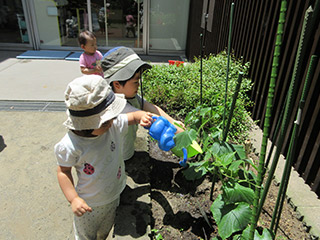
[63,75,126,130]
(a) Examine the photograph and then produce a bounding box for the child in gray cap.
[54,75,152,239]
[101,47,184,161]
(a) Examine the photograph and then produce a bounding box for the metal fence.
[186,0,320,197]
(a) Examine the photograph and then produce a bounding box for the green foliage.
[241,226,273,239]
[173,129,197,151]
[143,51,252,143]
[182,127,259,239]
[211,194,252,239]
[143,52,264,239]
[151,229,163,240]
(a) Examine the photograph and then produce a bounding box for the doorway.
[91,0,143,49]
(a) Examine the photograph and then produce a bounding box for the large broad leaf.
[182,161,208,180]
[222,182,255,205]
[229,160,244,174]
[211,197,252,240]
[217,152,235,167]
[200,107,212,117]
[211,194,224,223]
[210,142,231,156]
[242,226,274,240]
[231,144,247,160]
[173,129,197,151]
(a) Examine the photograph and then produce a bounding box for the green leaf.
[229,160,244,173]
[173,129,197,151]
[182,161,208,180]
[211,194,224,223]
[217,202,252,239]
[222,182,255,204]
[219,152,236,167]
[242,226,274,240]
[210,142,231,157]
[200,107,212,117]
[232,144,247,160]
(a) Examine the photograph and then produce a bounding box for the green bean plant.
[143,52,274,238]
[181,106,274,239]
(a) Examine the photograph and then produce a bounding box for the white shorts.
[74,197,120,240]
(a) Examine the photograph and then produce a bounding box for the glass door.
[149,0,190,52]
[32,0,87,48]
[0,0,30,44]
[31,0,143,49]
[91,0,143,49]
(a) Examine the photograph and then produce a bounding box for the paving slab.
[0,111,151,240]
[0,58,81,101]
[0,111,73,239]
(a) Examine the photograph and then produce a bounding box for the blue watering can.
[147,116,202,167]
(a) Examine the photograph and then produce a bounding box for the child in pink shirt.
[78,30,103,77]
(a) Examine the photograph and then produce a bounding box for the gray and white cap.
[101,47,151,84]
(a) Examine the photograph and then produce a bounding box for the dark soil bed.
[149,141,312,239]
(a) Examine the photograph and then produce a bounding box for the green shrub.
[142,51,253,143]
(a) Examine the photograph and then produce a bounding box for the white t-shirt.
[54,114,128,207]
[121,95,144,160]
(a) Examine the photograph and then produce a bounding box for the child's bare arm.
[80,66,102,75]
[143,101,185,133]
[57,166,92,216]
[126,111,153,127]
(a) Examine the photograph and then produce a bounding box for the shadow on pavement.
[0,135,6,152]
[113,151,151,238]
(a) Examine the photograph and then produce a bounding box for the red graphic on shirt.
[83,163,95,175]
[117,167,121,179]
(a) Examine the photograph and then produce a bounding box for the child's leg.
[96,198,119,240]
[73,198,119,240]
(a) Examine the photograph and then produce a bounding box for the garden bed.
[149,140,312,239]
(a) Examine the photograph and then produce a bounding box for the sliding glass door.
[149,0,189,51]
[0,0,29,44]
[90,0,143,48]
[31,0,144,49]
[1,0,190,54]
[32,0,87,48]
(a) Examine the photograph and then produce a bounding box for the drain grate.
[0,101,66,112]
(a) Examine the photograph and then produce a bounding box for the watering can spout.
[179,148,188,168]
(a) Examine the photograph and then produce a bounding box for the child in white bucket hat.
[54,75,152,240]
[101,47,184,161]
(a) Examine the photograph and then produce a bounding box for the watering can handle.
[144,116,158,129]
[179,148,188,168]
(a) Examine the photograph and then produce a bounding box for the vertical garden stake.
[223,71,243,142]
[248,1,287,239]
[271,55,318,235]
[222,2,234,140]
[256,5,314,227]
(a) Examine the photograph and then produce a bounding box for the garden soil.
[149,141,312,240]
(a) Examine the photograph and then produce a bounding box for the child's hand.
[71,197,92,217]
[95,65,103,73]
[140,112,153,128]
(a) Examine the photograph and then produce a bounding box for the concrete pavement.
[0,51,152,240]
